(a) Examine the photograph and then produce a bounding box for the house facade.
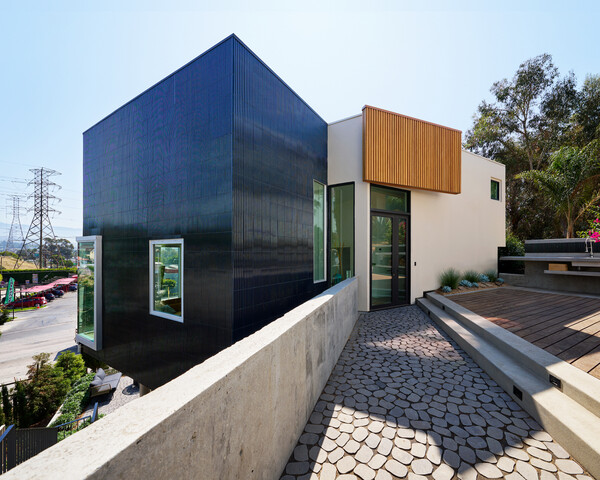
[77,35,505,390]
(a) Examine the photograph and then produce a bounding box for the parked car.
[51,289,64,297]
[44,293,55,301]
[68,284,77,291]
[7,297,47,308]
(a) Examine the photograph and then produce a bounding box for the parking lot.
[0,292,77,384]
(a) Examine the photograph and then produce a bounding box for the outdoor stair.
[417,291,600,479]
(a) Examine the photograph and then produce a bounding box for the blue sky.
[1,0,599,241]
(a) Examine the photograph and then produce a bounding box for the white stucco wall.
[328,115,371,311]
[410,150,505,301]
[328,114,506,308]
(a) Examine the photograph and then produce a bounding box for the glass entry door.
[370,214,409,308]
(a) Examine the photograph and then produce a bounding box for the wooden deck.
[449,287,600,380]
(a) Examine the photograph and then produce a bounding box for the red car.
[7,296,47,309]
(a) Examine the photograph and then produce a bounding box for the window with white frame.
[313,180,326,283]
[150,239,183,322]
[76,235,102,350]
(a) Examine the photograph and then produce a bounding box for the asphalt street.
[0,292,77,384]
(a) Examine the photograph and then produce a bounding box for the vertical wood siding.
[363,106,462,194]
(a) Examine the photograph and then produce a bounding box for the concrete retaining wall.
[6,278,359,480]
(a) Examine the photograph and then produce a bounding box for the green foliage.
[439,268,460,290]
[517,143,600,237]
[0,306,8,326]
[462,270,480,283]
[55,352,87,387]
[162,278,176,289]
[459,280,473,288]
[13,381,29,427]
[484,269,499,282]
[441,286,452,293]
[51,372,95,439]
[0,269,76,284]
[506,233,525,256]
[2,384,12,424]
[465,54,600,239]
[479,274,490,283]
[0,402,4,426]
[25,353,70,425]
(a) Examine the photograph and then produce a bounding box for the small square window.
[491,180,500,201]
[150,239,183,322]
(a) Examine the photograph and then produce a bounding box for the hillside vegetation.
[0,256,37,270]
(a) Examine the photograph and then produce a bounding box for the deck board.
[449,287,600,380]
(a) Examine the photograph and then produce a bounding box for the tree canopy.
[465,54,600,239]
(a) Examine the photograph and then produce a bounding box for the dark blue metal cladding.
[231,39,328,340]
[83,37,235,389]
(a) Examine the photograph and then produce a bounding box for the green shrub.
[462,270,480,283]
[439,268,460,290]
[484,269,498,282]
[50,372,94,429]
[506,233,525,256]
[55,351,87,387]
[441,286,452,293]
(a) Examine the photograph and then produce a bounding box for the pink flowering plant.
[589,219,600,242]
[578,217,600,242]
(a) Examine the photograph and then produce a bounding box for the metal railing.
[1,424,58,474]
[0,403,98,473]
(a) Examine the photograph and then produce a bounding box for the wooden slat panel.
[363,106,461,194]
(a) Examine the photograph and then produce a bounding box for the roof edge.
[362,105,462,134]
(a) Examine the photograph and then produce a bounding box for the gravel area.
[281,306,594,480]
[83,375,140,417]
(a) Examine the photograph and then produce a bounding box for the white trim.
[328,113,362,126]
[149,238,184,323]
[313,180,327,283]
[75,235,102,351]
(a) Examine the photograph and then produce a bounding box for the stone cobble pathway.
[281,306,594,480]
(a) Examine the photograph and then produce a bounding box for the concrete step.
[425,291,600,417]
[416,296,600,479]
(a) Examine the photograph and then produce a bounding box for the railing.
[1,425,58,474]
[0,403,98,473]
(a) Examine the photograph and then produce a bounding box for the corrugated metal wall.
[363,106,461,194]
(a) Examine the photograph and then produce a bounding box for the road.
[0,292,77,384]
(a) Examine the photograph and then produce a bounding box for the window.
[330,183,354,285]
[371,185,408,213]
[491,179,500,201]
[76,235,102,350]
[313,181,326,283]
[150,239,183,322]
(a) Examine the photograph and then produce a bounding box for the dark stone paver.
[281,306,593,479]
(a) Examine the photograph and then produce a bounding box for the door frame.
[369,212,410,310]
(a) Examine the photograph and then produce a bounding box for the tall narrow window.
[76,235,102,350]
[330,183,354,285]
[491,179,500,200]
[313,181,326,283]
[150,239,183,322]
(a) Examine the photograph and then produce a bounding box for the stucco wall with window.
[328,115,506,307]
[411,150,505,302]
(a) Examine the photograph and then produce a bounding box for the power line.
[16,168,63,269]
[6,195,25,252]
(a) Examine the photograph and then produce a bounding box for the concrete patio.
[281,306,593,480]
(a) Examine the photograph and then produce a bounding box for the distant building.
[77,35,504,390]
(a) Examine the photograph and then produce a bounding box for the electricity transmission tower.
[16,168,63,269]
[6,195,25,252]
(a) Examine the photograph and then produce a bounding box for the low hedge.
[50,372,95,440]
